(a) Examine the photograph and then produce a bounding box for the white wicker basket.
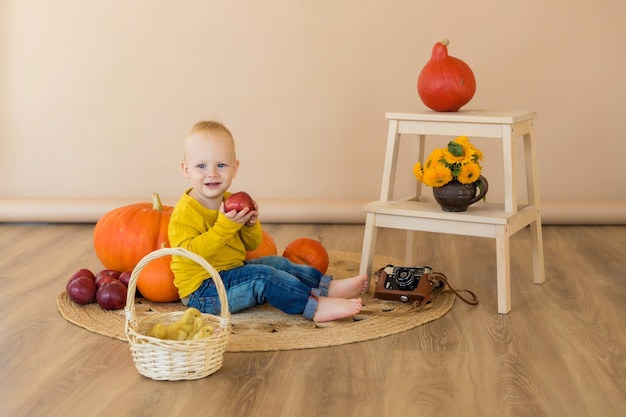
[124,247,230,381]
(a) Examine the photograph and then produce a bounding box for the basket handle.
[124,247,230,325]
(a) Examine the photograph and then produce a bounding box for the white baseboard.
[0,197,624,225]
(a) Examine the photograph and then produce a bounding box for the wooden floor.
[1,222,625,417]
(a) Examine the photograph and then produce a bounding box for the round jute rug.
[57,251,454,351]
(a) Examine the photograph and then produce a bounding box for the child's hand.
[244,200,259,227]
[221,201,259,226]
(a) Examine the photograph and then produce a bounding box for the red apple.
[67,276,97,304]
[118,271,132,287]
[66,268,96,291]
[70,268,96,281]
[224,191,255,213]
[95,269,120,288]
[96,280,127,310]
[96,269,120,280]
[96,276,117,288]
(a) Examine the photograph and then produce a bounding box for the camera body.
[374,264,442,303]
[383,266,429,291]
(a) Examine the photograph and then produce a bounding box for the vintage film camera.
[374,264,444,303]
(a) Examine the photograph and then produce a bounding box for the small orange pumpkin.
[136,244,179,302]
[93,193,179,302]
[245,230,278,260]
[282,237,329,274]
[417,39,476,112]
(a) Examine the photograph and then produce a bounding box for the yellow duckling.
[164,308,203,340]
[186,317,208,340]
[182,307,202,322]
[190,325,214,340]
[147,322,168,339]
[192,316,206,332]
[179,307,203,334]
[166,322,188,341]
[145,308,205,341]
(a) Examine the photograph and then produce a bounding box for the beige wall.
[1,0,625,224]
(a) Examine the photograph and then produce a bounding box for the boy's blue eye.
[196,163,206,169]
[218,163,227,168]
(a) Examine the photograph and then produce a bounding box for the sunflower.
[472,147,484,161]
[457,162,481,184]
[414,136,484,188]
[423,164,453,187]
[413,162,424,181]
[443,137,474,164]
[425,148,446,169]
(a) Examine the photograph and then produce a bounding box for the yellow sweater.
[168,190,263,298]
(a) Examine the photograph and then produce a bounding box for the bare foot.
[327,274,368,298]
[313,297,362,322]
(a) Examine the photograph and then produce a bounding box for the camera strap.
[427,272,479,306]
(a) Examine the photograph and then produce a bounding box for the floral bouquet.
[413,136,484,188]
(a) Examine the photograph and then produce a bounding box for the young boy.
[168,121,367,322]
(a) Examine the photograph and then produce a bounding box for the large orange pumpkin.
[245,230,278,260]
[282,237,329,274]
[93,193,179,302]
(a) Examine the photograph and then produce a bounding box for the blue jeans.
[185,256,332,320]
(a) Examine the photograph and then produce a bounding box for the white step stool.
[359,110,545,314]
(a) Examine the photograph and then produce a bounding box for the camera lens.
[395,268,415,290]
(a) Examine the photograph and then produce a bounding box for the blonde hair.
[187,120,234,139]
[184,121,237,159]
